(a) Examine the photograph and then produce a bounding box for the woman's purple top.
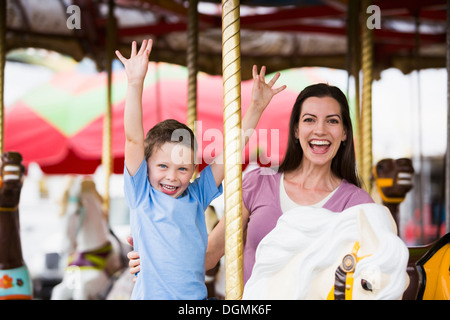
[242,167,374,284]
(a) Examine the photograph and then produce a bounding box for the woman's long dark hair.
[278,83,362,188]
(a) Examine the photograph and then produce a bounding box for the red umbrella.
[5,62,301,174]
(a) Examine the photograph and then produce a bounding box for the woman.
[128,83,374,285]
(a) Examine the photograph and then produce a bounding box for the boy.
[115,39,285,299]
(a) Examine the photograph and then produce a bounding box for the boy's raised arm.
[210,65,286,186]
[115,39,153,176]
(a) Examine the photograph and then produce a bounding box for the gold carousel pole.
[102,0,116,216]
[348,0,361,170]
[0,0,6,155]
[361,0,373,193]
[187,0,198,134]
[222,0,243,300]
[187,0,198,179]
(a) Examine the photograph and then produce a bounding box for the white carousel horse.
[51,176,124,300]
[243,203,410,300]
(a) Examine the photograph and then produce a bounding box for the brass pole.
[187,0,198,133]
[361,0,373,193]
[187,0,198,179]
[102,0,116,215]
[348,0,361,170]
[222,0,243,300]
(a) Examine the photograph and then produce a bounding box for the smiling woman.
[297,96,347,164]
[204,83,374,289]
[280,83,359,189]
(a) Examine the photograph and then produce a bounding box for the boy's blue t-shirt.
[124,159,223,300]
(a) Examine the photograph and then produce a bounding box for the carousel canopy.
[5,0,447,79]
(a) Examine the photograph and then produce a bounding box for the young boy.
[115,39,285,299]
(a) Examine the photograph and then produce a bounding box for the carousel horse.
[51,176,125,300]
[0,152,33,300]
[407,233,450,300]
[397,227,450,300]
[242,203,409,300]
[372,159,450,300]
[372,158,414,228]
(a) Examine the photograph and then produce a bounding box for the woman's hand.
[250,65,287,113]
[126,236,140,282]
[115,39,153,86]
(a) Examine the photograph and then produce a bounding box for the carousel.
[0,0,448,301]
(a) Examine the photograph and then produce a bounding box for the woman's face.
[295,96,347,168]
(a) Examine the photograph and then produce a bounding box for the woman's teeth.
[310,140,330,146]
[309,140,331,153]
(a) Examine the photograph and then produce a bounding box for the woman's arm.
[126,236,140,281]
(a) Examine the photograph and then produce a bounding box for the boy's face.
[147,142,197,198]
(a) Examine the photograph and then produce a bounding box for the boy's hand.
[250,65,286,113]
[118,39,152,176]
[116,39,153,86]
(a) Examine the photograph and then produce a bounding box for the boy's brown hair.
[144,119,197,161]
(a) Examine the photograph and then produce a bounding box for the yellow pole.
[102,0,116,215]
[348,0,362,169]
[222,0,243,300]
[187,0,198,180]
[0,0,6,155]
[187,0,198,133]
[361,0,373,193]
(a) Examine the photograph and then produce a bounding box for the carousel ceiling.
[5,0,448,79]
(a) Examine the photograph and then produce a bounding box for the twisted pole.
[102,0,116,215]
[187,0,198,133]
[187,0,198,180]
[222,0,243,300]
[361,0,373,193]
[348,0,361,169]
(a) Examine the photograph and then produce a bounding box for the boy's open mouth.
[161,183,179,195]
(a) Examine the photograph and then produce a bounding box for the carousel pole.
[187,0,198,179]
[187,0,198,134]
[102,0,116,215]
[222,0,243,300]
[446,0,450,233]
[360,0,374,193]
[348,0,361,169]
[413,13,425,243]
[0,0,6,155]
